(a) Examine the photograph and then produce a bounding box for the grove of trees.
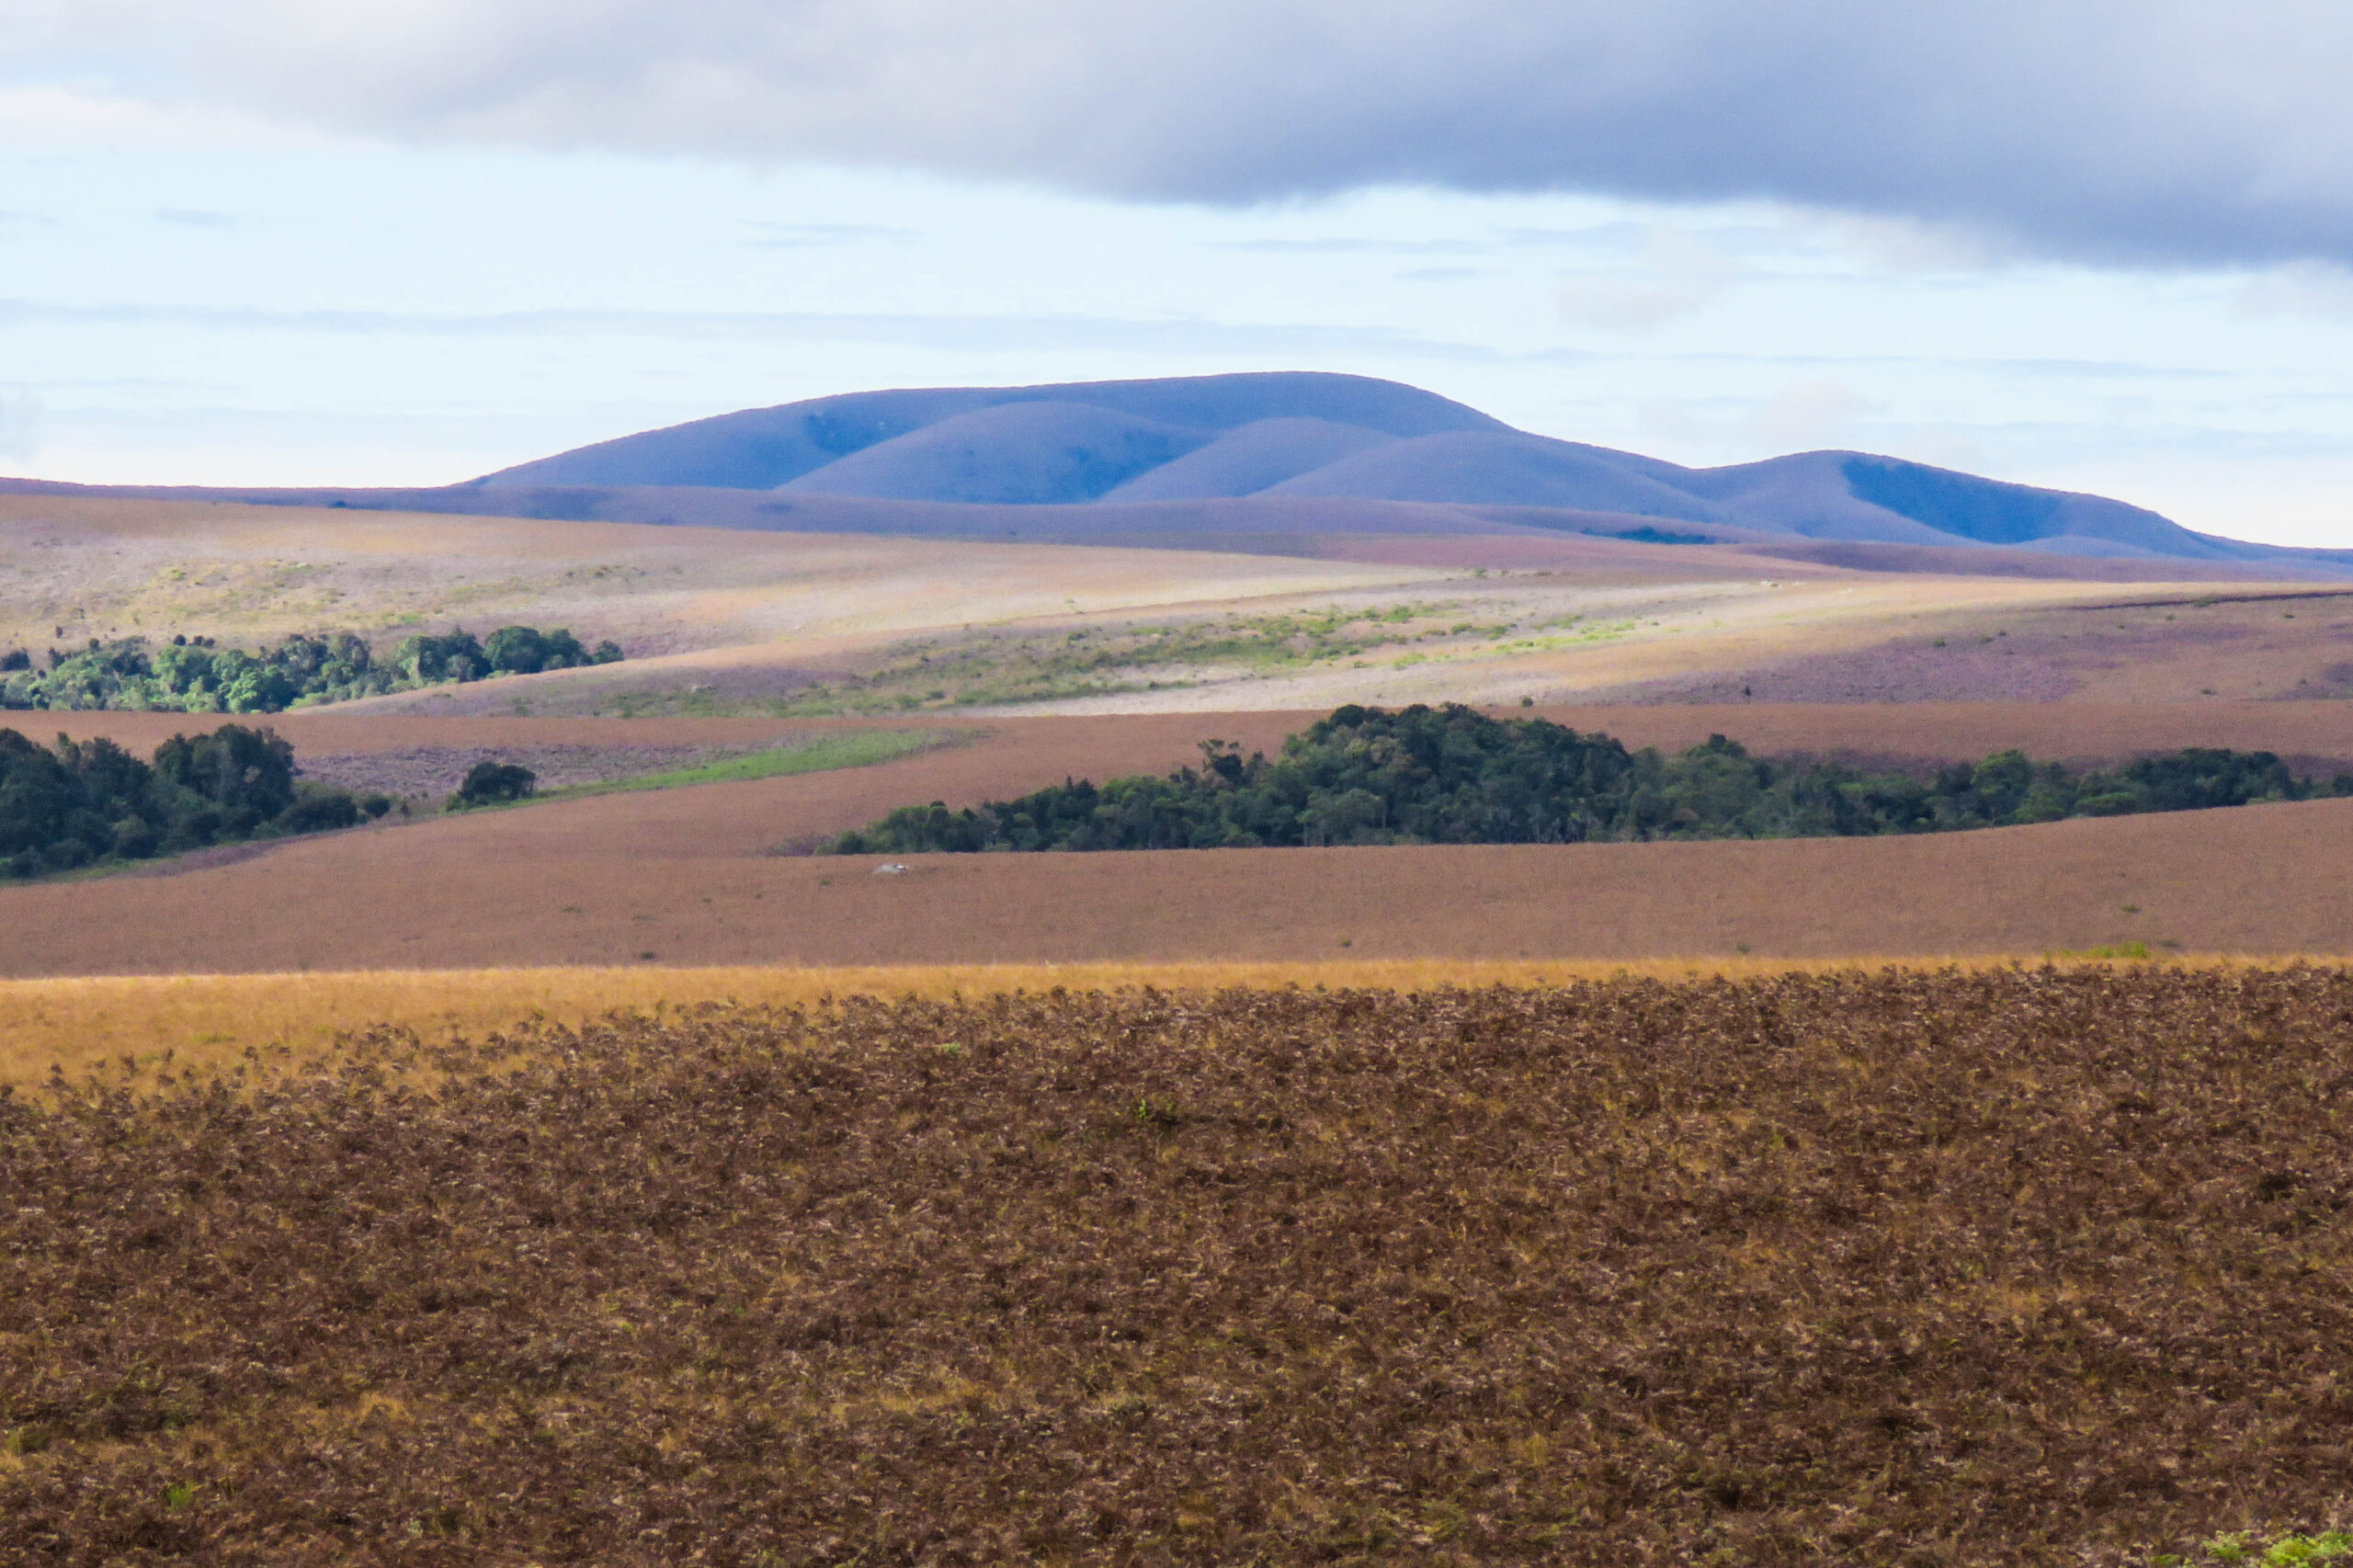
[824,701,2353,854]
[0,724,391,878]
[0,627,623,714]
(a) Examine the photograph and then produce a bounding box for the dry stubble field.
[8,967,2353,1564]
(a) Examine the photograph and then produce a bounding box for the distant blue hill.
[481,372,1504,494]
[8,372,2344,577]
[469,371,2305,565]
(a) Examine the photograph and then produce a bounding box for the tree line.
[823,701,2353,854]
[0,724,393,879]
[0,625,622,714]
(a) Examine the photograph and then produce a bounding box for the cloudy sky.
[6,0,2353,545]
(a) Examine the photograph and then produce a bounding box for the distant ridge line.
[6,370,2349,574]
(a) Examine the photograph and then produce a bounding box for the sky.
[6,1,2353,547]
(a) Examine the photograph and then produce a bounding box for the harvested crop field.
[6,968,2352,1563]
[0,956,2276,1089]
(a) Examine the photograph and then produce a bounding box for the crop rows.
[5,969,2352,1563]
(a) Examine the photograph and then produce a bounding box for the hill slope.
[477,371,1505,493]
[472,372,2333,566]
[9,373,2347,572]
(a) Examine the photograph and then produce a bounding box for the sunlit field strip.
[3,953,2346,1087]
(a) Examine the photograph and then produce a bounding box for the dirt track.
[3,702,2350,975]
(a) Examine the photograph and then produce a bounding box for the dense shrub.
[826,701,2353,852]
[0,625,622,713]
[481,624,620,676]
[6,970,2353,1563]
[449,760,538,808]
[0,723,385,877]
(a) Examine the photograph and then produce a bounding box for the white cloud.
[2234,259,2353,318]
[0,84,335,151]
[1633,381,1877,453]
[6,2,2353,267]
[1745,381,1870,449]
[1559,225,1737,331]
[1807,213,2020,274]
[0,387,44,461]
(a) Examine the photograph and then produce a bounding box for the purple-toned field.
[2,703,2350,976]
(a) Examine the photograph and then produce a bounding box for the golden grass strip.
[3,954,2345,1088]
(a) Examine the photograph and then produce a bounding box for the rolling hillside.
[471,371,2342,568]
[11,372,2351,572]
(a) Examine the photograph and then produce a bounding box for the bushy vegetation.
[826,700,2353,852]
[0,626,622,713]
[0,724,388,877]
[449,760,537,808]
[6,969,2353,1563]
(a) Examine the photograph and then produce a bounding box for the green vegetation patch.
[439,729,954,815]
[546,729,949,798]
[0,624,622,715]
[0,724,389,879]
[825,700,2353,853]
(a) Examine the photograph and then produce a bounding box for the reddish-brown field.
[28,695,2353,769]
[2,701,2351,975]
[1592,589,2353,705]
[7,970,2353,1564]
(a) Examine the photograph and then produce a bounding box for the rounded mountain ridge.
[463,370,2302,563]
[475,371,1505,494]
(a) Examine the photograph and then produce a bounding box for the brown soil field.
[7,970,2353,1563]
[5,702,2352,978]
[1592,587,2353,705]
[28,696,2353,774]
[0,763,2347,975]
[1316,529,2347,583]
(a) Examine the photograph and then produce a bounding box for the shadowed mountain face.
[772,403,1211,505]
[470,371,2301,564]
[480,372,1505,494]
